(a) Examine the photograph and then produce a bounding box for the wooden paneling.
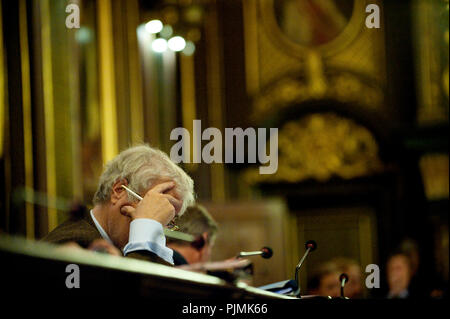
[295,206,377,293]
[202,200,295,287]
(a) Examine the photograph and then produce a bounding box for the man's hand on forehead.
[145,181,182,213]
[120,181,183,226]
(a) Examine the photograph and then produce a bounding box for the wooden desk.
[0,235,295,299]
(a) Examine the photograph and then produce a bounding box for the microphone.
[237,246,273,259]
[339,273,349,299]
[294,240,317,296]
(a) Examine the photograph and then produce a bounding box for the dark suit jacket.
[172,249,188,266]
[42,207,173,266]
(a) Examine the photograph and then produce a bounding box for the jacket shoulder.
[42,214,101,248]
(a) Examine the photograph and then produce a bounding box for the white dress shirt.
[90,210,174,265]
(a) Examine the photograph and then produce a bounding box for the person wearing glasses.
[43,144,195,266]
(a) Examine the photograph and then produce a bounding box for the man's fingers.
[147,181,175,195]
[128,182,182,225]
[162,194,182,212]
[120,205,136,218]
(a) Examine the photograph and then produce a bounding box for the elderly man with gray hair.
[44,144,195,266]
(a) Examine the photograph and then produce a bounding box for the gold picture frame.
[259,0,367,58]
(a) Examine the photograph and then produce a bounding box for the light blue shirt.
[90,210,174,265]
[387,289,409,299]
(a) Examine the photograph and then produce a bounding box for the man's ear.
[110,179,128,205]
[200,232,209,251]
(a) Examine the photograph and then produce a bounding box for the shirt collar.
[90,209,113,245]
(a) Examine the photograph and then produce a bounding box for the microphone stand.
[237,247,273,259]
[238,251,264,258]
[294,240,317,297]
[339,273,349,299]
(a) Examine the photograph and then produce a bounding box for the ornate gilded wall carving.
[413,0,449,125]
[244,112,384,184]
[251,70,384,122]
[244,0,386,99]
[242,0,386,184]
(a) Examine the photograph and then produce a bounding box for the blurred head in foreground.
[167,204,218,265]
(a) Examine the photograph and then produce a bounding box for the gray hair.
[93,144,195,216]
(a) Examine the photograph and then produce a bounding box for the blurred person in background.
[399,239,420,279]
[307,261,341,297]
[386,251,413,298]
[397,238,446,298]
[167,204,218,266]
[331,257,363,298]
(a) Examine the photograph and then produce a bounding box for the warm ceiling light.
[145,20,163,34]
[152,38,168,52]
[168,36,186,52]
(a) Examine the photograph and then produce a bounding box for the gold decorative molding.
[255,24,303,94]
[0,0,11,233]
[205,1,226,201]
[242,0,260,95]
[40,0,58,231]
[305,50,327,98]
[97,0,118,163]
[251,71,384,122]
[413,0,449,125]
[419,153,449,200]
[243,0,386,106]
[259,0,366,59]
[180,53,199,172]
[244,112,384,184]
[19,0,35,238]
[126,0,145,145]
[327,14,386,85]
[0,0,5,158]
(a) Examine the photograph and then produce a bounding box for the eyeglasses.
[121,185,179,231]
